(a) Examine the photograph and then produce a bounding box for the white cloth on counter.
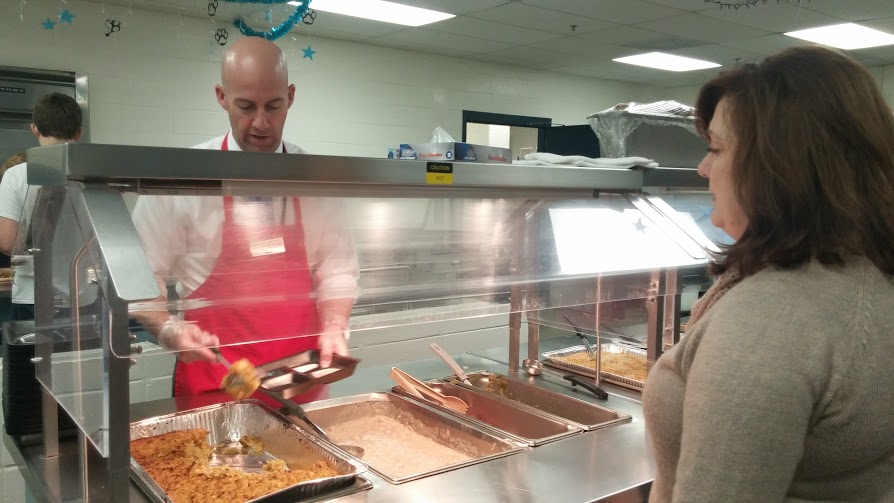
[512,152,659,169]
[131,132,360,301]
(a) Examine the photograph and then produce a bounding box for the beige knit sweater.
[643,258,894,502]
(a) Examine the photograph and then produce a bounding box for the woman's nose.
[697,156,710,178]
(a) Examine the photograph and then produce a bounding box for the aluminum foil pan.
[542,343,647,391]
[130,400,366,503]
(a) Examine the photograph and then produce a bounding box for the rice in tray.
[130,428,338,503]
[555,352,649,382]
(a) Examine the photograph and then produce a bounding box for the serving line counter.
[5,346,653,502]
[8,144,712,501]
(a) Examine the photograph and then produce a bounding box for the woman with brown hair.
[642,46,894,502]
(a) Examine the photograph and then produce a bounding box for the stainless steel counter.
[4,339,654,502]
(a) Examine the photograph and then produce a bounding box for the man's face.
[216,74,295,153]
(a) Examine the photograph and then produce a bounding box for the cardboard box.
[397,142,511,163]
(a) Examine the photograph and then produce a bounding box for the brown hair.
[0,151,26,179]
[33,92,82,140]
[696,46,894,276]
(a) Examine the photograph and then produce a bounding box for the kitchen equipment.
[563,313,597,363]
[523,358,608,400]
[302,393,523,484]
[543,343,648,391]
[429,342,472,386]
[389,367,424,399]
[256,349,360,400]
[392,380,581,446]
[258,387,364,458]
[390,367,469,414]
[448,372,629,430]
[129,400,366,503]
[212,347,257,397]
[2,321,79,443]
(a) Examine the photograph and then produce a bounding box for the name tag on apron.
[250,237,286,257]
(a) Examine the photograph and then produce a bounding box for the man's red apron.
[173,133,324,405]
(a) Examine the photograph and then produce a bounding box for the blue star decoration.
[633,217,647,233]
[302,45,316,60]
[59,9,76,24]
[42,17,57,30]
[264,8,273,22]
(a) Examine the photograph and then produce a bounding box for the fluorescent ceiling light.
[612,52,721,72]
[288,0,454,27]
[784,22,894,50]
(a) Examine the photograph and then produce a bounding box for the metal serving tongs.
[211,348,363,457]
[257,386,365,458]
[563,313,597,363]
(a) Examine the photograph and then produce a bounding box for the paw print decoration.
[302,8,317,25]
[207,0,218,17]
[104,19,121,37]
[215,28,229,46]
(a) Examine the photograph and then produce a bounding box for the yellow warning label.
[426,162,454,185]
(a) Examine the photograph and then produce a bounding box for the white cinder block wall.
[4,0,668,155]
[1,0,670,391]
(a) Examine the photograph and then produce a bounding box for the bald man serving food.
[131,37,359,404]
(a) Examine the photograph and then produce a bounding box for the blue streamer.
[228,0,311,41]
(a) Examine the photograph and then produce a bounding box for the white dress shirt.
[131,132,360,302]
[0,162,35,304]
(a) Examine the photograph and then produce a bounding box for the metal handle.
[429,343,471,385]
[563,374,608,400]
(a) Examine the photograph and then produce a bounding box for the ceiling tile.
[470,3,613,35]
[666,43,762,66]
[579,26,710,50]
[429,16,558,45]
[535,37,633,59]
[475,45,591,70]
[718,33,814,56]
[392,0,507,16]
[643,0,714,12]
[297,13,410,41]
[698,2,844,33]
[637,12,771,43]
[803,0,894,22]
[522,0,687,25]
[368,28,512,56]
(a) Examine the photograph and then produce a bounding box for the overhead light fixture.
[288,0,454,27]
[612,52,721,72]
[784,23,894,50]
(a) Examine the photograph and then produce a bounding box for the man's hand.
[318,314,349,367]
[157,317,220,363]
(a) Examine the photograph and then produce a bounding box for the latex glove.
[318,314,349,368]
[157,316,220,363]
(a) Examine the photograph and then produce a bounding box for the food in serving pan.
[131,428,338,503]
[220,358,261,400]
[324,413,473,478]
[0,268,12,279]
[484,374,510,398]
[554,352,648,382]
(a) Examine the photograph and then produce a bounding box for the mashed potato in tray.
[555,351,649,382]
[131,429,339,503]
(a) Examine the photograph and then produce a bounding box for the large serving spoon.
[390,367,469,414]
[429,343,473,386]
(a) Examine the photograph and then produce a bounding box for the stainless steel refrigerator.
[0,66,90,164]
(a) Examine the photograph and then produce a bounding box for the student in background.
[0,93,82,320]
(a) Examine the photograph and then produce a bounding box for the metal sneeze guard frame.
[24,143,711,502]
